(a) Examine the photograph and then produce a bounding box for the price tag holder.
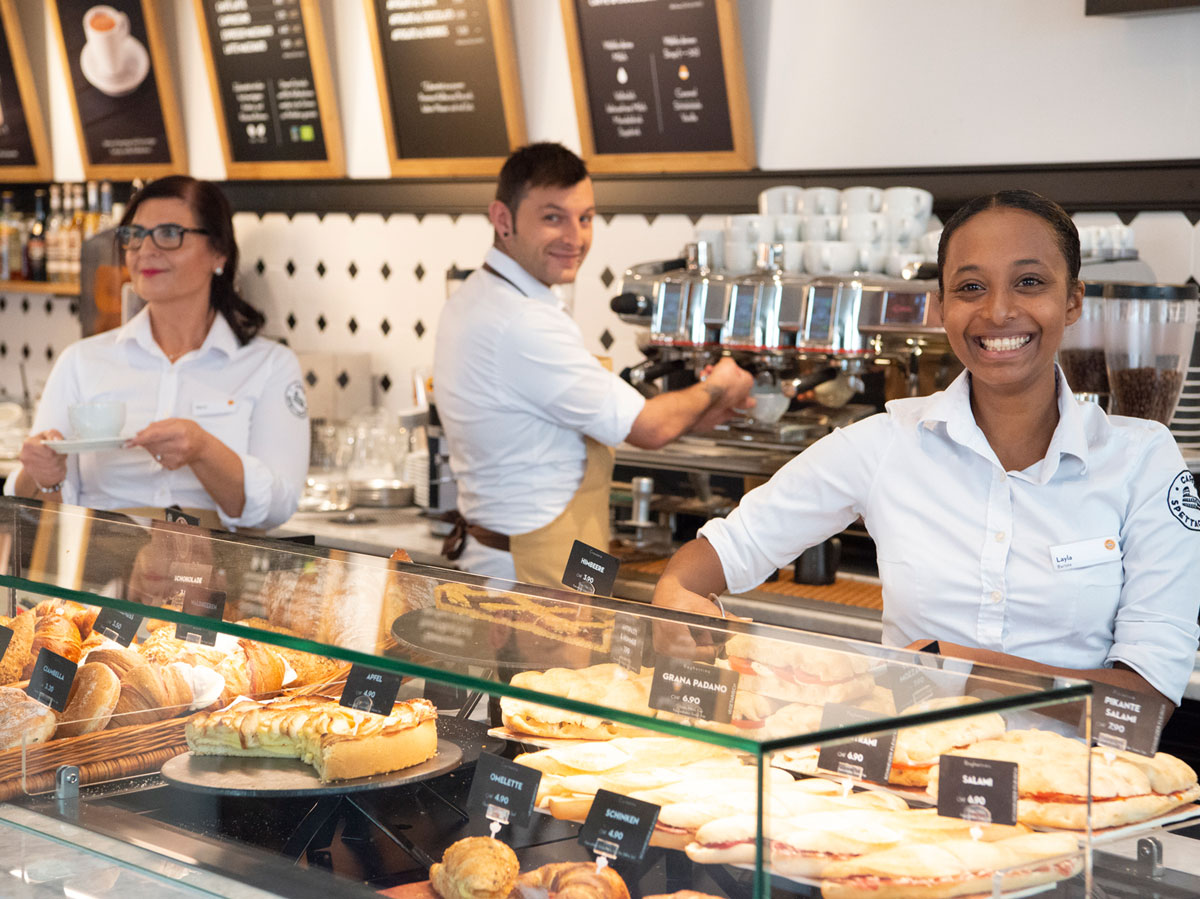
[165,506,202,526]
[339,665,402,715]
[93,608,143,647]
[936,755,1018,827]
[0,623,13,665]
[1088,683,1168,757]
[468,752,542,829]
[816,702,897,783]
[579,789,659,863]
[561,540,619,596]
[610,612,647,673]
[648,657,738,724]
[25,648,78,712]
[175,587,226,647]
[877,664,938,712]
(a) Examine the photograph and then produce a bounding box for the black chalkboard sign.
[0,0,51,179]
[50,0,186,178]
[364,0,525,176]
[193,0,344,178]
[561,0,753,173]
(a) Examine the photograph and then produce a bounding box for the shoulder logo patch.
[284,380,308,418]
[1167,470,1200,531]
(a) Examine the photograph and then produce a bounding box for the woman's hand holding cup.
[20,430,68,490]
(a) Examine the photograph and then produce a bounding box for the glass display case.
[0,498,1196,899]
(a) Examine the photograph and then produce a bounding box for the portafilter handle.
[610,292,653,321]
[780,365,841,398]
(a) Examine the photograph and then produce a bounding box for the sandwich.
[888,695,1006,786]
[723,635,875,705]
[501,663,654,740]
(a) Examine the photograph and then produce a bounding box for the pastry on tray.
[430,836,518,899]
[185,694,438,782]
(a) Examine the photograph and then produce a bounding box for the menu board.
[0,0,52,180]
[560,0,753,173]
[363,0,525,177]
[193,0,344,178]
[49,0,186,178]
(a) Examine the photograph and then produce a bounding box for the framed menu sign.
[192,0,344,179]
[560,0,753,173]
[48,0,186,179]
[363,0,526,177]
[0,0,52,180]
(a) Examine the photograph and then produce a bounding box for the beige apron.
[510,437,615,588]
[116,506,264,536]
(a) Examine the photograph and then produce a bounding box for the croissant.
[33,599,99,640]
[515,863,630,899]
[85,647,148,681]
[0,613,35,685]
[22,614,83,679]
[111,663,194,727]
[430,837,518,899]
[215,639,287,707]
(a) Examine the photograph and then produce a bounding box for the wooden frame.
[559,0,754,174]
[362,0,526,177]
[191,0,344,179]
[48,0,187,180]
[0,0,53,181]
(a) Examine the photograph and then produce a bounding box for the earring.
[214,265,224,276]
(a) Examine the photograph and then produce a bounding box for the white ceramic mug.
[83,5,131,78]
[802,187,841,216]
[774,214,803,242]
[723,238,756,274]
[852,243,888,273]
[781,240,805,274]
[840,186,884,215]
[726,214,771,244]
[917,228,943,260]
[840,212,888,246]
[882,186,934,220]
[804,241,858,275]
[802,214,839,242]
[759,185,804,216]
[69,400,125,439]
[886,214,924,250]
[885,251,927,278]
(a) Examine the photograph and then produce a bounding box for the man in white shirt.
[434,143,752,585]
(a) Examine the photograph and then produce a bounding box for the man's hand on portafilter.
[693,357,755,433]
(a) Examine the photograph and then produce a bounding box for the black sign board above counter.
[363,0,526,177]
[193,0,344,178]
[48,0,186,179]
[0,0,52,180]
[560,0,753,173]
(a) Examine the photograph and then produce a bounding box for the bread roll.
[22,614,82,679]
[0,685,57,751]
[58,663,121,737]
[0,612,35,685]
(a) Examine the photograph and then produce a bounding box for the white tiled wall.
[1,210,1197,428]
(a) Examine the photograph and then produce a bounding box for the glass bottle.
[83,180,101,240]
[98,181,115,233]
[0,192,16,281]
[67,184,85,283]
[46,184,63,283]
[24,189,47,282]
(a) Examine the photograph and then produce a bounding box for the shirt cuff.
[591,378,646,446]
[1107,623,1196,705]
[217,453,273,531]
[697,517,761,595]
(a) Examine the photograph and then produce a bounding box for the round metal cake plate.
[159,738,462,797]
[437,716,504,765]
[390,609,559,670]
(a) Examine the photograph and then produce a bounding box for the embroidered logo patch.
[284,380,308,418]
[1167,470,1200,532]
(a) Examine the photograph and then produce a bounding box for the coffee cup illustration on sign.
[80,5,151,98]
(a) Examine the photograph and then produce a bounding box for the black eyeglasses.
[117,223,209,251]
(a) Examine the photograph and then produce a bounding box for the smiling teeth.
[980,335,1031,351]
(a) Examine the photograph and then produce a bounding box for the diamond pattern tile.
[599,329,614,351]
[381,262,391,280]
[600,267,614,289]
[380,318,391,336]
[316,261,326,278]
[317,315,327,331]
[337,371,349,389]
[380,374,392,392]
[0,343,6,357]
[348,261,358,278]
[44,300,52,315]
[21,344,29,359]
[286,313,297,330]
[286,259,296,277]
[414,263,425,281]
[348,317,358,334]
[20,299,29,313]
[256,258,265,276]
[44,346,53,360]
[305,370,318,387]
[414,320,426,338]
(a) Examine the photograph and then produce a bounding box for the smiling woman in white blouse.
[653,189,1200,709]
[8,176,309,531]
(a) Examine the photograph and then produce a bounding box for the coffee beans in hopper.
[1059,348,1109,394]
[1111,366,1184,424]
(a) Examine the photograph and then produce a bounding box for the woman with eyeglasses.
[8,176,309,531]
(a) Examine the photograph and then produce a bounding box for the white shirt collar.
[484,247,563,309]
[917,365,1089,479]
[114,305,240,361]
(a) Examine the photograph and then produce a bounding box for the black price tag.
[468,752,542,828]
[165,506,201,526]
[816,703,897,783]
[561,540,619,596]
[175,587,226,646]
[1089,683,1168,757]
[0,623,12,665]
[25,648,78,713]
[93,608,143,647]
[340,665,402,715]
[610,612,647,673]
[579,789,660,863]
[648,657,738,723]
[936,755,1018,827]
[877,664,938,712]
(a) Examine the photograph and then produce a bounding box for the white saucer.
[80,36,150,98]
[43,436,127,454]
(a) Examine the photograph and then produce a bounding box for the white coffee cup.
[882,186,934,220]
[804,241,858,275]
[802,214,840,242]
[781,240,805,273]
[69,400,125,439]
[885,251,927,278]
[1076,225,1099,258]
[840,212,888,246]
[726,214,772,244]
[802,187,841,216]
[759,185,804,216]
[917,228,942,260]
[774,214,803,242]
[887,214,924,250]
[83,5,131,79]
[852,243,888,273]
[840,186,884,215]
[723,238,756,274]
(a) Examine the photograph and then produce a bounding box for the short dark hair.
[937,189,1080,293]
[120,175,265,346]
[495,143,589,213]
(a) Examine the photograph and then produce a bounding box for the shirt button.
[990,590,1002,603]
[995,531,1006,542]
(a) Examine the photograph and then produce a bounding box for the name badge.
[192,399,238,417]
[1049,535,1120,572]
